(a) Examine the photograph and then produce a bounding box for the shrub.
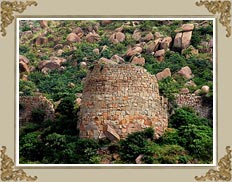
[19,45,30,54]
[19,80,37,96]
[119,128,154,163]
[19,131,43,162]
[29,66,86,101]
[31,108,45,123]
[56,94,76,116]
[19,123,40,137]
[75,138,100,164]
[42,133,71,163]
[169,107,211,129]
[178,124,213,162]
[156,128,180,145]
[156,145,191,164]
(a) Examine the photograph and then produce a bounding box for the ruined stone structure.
[19,95,55,125]
[79,63,168,141]
[175,93,211,118]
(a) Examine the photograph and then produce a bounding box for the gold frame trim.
[0,0,37,37]
[196,0,232,37]
[195,146,232,181]
[0,146,37,181]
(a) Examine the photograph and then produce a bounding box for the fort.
[79,63,168,141]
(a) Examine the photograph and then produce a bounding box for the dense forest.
[19,20,214,164]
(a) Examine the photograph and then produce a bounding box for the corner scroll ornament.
[0,0,38,37]
[0,146,38,181]
[195,146,232,181]
[196,0,231,37]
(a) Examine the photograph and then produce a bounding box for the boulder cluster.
[19,20,212,111]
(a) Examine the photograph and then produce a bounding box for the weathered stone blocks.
[19,95,55,125]
[79,64,168,141]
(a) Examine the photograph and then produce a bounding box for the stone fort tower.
[79,63,168,141]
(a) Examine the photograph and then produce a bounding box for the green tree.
[178,124,213,162]
[19,131,43,161]
[119,128,154,163]
[19,80,37,96]
[169,107,211,129]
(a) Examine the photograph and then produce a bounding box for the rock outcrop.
[156,68,171,81]
[178,66,193,79]
[109,32,125,44]
[173,24,194,50]
[19,95,55,125]
[67,33,81,43]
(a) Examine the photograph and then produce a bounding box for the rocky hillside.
[19,20,214,164]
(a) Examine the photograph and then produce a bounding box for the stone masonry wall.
[19,95,55,125]
[79,64,168,141]
[175,93,211,118]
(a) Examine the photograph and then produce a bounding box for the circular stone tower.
[79,63,168,141]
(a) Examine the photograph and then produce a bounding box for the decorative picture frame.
[0,0,231,181]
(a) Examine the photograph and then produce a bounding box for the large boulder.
[154,32,162,39]
[180,88,190,94]
[173,24,194,50]
[101,20,113,25]
[56,49,63,56]
[185,80,197,87]
[156,68,171,81]
[53,44,63,50]
[19,55,30,64]
[35,35,48,46]
[155,49,166,62]
[40,20,48,28]
[39,60,60,70]
[75,98,82,106]
[144,32,154,41]
[131,56,145,66]
[201,85,210,93]
[98,57,117,65]
[178,66,193,79]
[38,57,67,71]
[111,55,125,64]
[155,49,165,57]
[80,61,87,68]
[146,38,162,53]
[209,38,213,48]
[66,33,81,43]
[181,24,194,32]
[175,24,194,33]
[103,124,120,142]
[19,61,30,73]
[173,32,182,49]
[50,57,67,64]
[126,46,143,57]
[160,37,172,50]
[132,29,142,41]
[109,32,125,44]
[182,31,192,49]
[86,31,100,43]
[93,48,100,55]
[72,27,84,37]
[115,26,124,32]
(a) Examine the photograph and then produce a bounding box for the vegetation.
[19,20,214,164]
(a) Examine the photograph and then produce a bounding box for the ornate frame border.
[0,146,37,181]
[0,0,37,37]
[0,0,231,181]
